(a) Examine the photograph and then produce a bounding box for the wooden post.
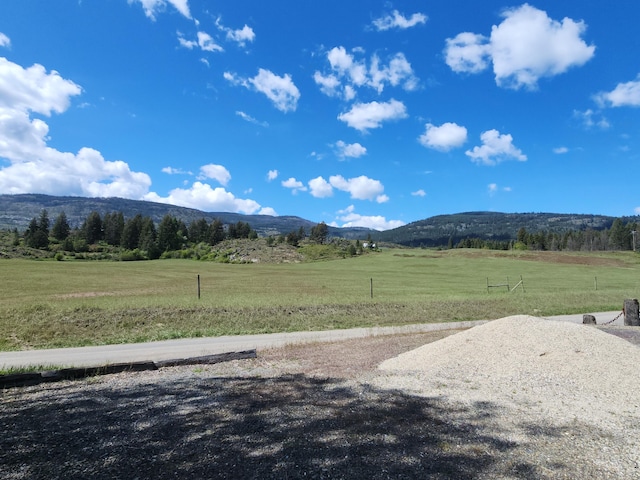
[370,278,373,299]
[624,299,639,326]
[594,276,598,291]
[197,274,201,300]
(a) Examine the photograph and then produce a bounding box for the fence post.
[624,299,639,326]
[370,278,373,299]
[197,274,201,300]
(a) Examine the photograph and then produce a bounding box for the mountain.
[0,194,372,239]
[376,211,638,247]
[1,195,636,246]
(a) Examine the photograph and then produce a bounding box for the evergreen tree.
[103,212,124,246]
[121,214,144,250]
[309,222,328,244]
[188,218,210,244]
[209,219,225,245]
[52,211,71,241]
[83,211,103,244]
[157,214,181,251]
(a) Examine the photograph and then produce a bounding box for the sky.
[0,1,639,230]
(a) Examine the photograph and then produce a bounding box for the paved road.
[0,312,623,369]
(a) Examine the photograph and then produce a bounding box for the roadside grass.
[1,248,638,350]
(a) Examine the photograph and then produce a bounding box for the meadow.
[1,248,638,351]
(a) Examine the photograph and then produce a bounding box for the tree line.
[454,218,639,252]
[19,210,336,260]
[22,210,258,259]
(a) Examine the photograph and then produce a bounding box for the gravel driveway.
[1,323,639,479]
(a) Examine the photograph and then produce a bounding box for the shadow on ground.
[1,373,563,479]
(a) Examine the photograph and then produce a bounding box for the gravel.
[1,317,639,479]
[376,315,640,478]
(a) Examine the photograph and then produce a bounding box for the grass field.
[1,248,639,350]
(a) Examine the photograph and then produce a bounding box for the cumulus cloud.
[335,140,367,159]
[0,33,10,48]
[145,182,264,214]
[338,99,407,132]
[0,57,152,198]
[465,129,527,166]
[130,0,191,21]
[595,75,640,107]
[225,68,300,112]
[198,164,231,186]
[372,10,427,31]
[267,169,279,181]
[419,122,468,151]
[329,175,385,201]
[282,177,307,194]
[308,176,333,198]
[314,47,418,99]
[445,4,595,89]
[412,189,426,197]
[335,205,405,231]
[216,18,255,47]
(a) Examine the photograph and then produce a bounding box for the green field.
[1,248,639,350]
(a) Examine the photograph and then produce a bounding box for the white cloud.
[267,170,279,181]
[488,183,512,196]
[236,111,268,127]
[308,176,333,198]
[412,189,426,197]
[226,25,255,47]
[635,206,640,215]
[0,33,10,48]
[215,17,255,48]
[281,177,307,194]
[259,206,277,216]
[595,75,640,107]
[465,129,527,166]
[145,182,263,214]
[0,57,152,198]
[329,175,385,201]
[162,166,192,175]
[573,109,610,129]
[419,122,467,151]
[198,164,231,186]
[197,31,223,52]
[314,47,418,99]
[553,146,569,154]
[444,5,595,89]
[335,140,367,159]
[444,32,491,74]
[226,69,300,112]
[177,31,223,53]
[177,33,197,49]
[338,99,407,132]
[335,205,405,231]
[130,0,191,21]
[372,10,427,31]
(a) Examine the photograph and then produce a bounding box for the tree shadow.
[1,372,562,479]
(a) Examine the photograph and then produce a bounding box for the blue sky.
[1,1,639,230]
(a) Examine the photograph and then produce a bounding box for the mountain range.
[0,194,635,247]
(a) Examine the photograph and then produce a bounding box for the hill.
[1,194,637,247]
[0,194,371,239]
[376,211,639,247]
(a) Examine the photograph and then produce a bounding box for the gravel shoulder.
[2,320,639,479]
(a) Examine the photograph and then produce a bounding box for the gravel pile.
[375,315,640,477]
